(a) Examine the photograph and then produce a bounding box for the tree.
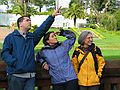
[114,9,120,30]
[7,0,38,15]
[30,0,55,12]
[0,0,9,12]
[0,0,8,5]
[63,3,85,27]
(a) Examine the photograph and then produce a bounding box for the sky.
[41,0,71,11]
[56,0,71,8]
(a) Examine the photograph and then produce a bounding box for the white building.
[0,14,86,28]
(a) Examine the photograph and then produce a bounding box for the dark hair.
[43,31,54,45]
[17,16,30,28]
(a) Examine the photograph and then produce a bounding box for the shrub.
[99,13,117,31]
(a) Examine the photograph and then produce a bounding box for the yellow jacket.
[72,45,105,86]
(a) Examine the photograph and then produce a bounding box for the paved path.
[0,27,12,41]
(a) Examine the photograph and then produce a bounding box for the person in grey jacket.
[36,29,78,90]
[1,8,60,90]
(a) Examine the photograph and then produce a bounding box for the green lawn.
[0,28,120,60]
[94,28,120,60]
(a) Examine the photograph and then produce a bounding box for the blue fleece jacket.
[36,30,77,84]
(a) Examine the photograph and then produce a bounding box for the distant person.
[36,29,78,90]
[10,22,15,31]
[72,30,105,90]
[1,8,61,90]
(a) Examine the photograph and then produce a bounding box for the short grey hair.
[78,30,92,45]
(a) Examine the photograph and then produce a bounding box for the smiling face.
[83,33,93,47]
[47,32,58,45]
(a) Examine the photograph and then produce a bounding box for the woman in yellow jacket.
[72,30,105,90]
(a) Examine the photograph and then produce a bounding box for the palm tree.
[63,3,85,27]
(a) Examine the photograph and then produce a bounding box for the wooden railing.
[0,60,120,90]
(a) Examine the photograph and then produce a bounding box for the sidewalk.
[0,27,12,41]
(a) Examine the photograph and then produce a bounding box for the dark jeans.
[8,75,35,90]
[79,85,99,90]
[52,79,78,90]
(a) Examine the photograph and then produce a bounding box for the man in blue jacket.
[1,8,60,90]
[36,29,78,90]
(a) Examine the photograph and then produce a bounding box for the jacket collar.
[12,30,33,38]
[77,43,95,54]
[42,42,62,50]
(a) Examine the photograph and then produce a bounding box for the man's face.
[47,32,58,45]
[84,33,93,46]
[19,17,31,31]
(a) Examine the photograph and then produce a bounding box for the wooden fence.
[0,60,120,90]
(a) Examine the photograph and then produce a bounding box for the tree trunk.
[19,0,28,15]
[39,6,42,12]
[74,16,76,27]
[24,1,28,15]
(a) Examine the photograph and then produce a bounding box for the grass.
[0,27,120,60]
[93,28,120,60]
[0,43,2,48]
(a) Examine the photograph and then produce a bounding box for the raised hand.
[52,6,61,16]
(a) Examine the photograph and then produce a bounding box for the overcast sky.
[42,0,71,11]
[57,0,71,8]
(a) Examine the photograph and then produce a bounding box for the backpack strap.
[77,50,90,72]
[91,50,98,75]
[78,43,95,72]
[72,48,80,59]
[75,43,99,74]
[92,46,104,75]
[72,46,90,73]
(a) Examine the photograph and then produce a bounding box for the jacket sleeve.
[33,15,55,46]
[96,46,105,78]
[1,35,17,67]
[72,48,79,75]
[61,30,76,52]
[36,51,46,67]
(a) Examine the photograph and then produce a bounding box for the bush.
[86,24,97,29]
[114,9,120,30]
[99,13,117,31]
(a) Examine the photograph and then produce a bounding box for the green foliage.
[63,3,85,27]
[29,25,38,32]
[87,14,97,24]
[0,0,8,5]
[106,0,116,13]
[114,9,120,30]
[11,4,24,15]
[99,13,117,31]
[10,3,38,16]
[30,0,55,12]
[86,24,97,29]
[37,9,54,15]
[93,0,105,11]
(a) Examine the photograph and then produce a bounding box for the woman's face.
[47,32,58,45]
[84,33,93,46]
